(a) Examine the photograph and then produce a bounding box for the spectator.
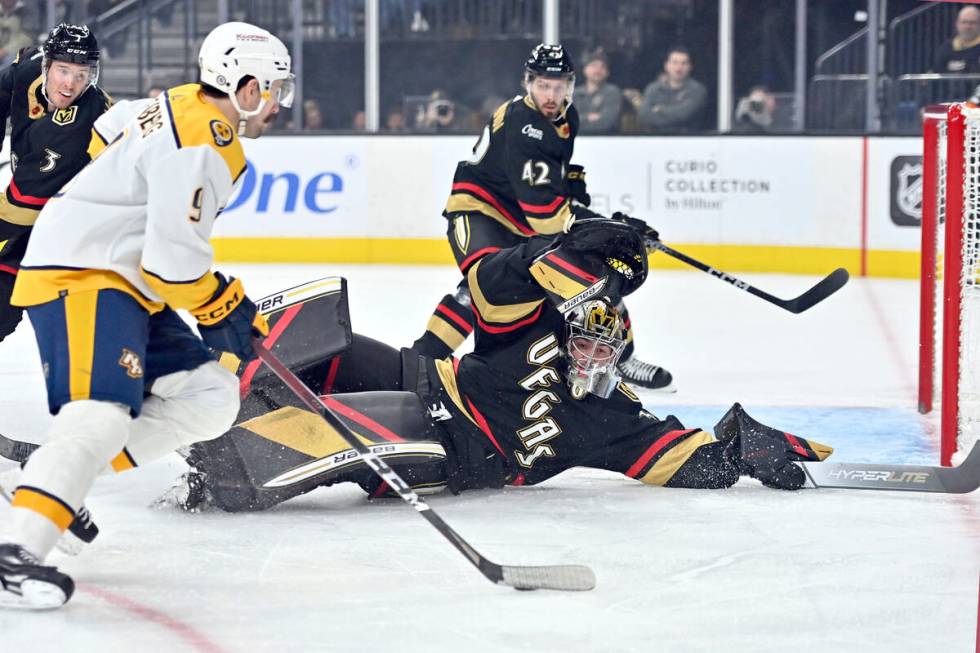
[627,47,707,132]
[413,89,473,133]
[576,48,622,134]
[385,106,406,132]
[471,93,505,129]
[0,0,34,68]
[303,98,324,130]
[933,5,980,73]
[733,85,776,133]
[145,86,165,99]
[329,0,357,39]
[351,109,366,131]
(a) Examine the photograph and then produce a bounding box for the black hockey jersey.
[0,46,112,233]
[443,96,579,236]
[422,239,720,490]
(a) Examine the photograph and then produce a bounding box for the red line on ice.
[79,583,228,653]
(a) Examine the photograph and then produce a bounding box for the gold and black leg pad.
[186,390,449,512]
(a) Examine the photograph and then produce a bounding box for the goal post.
[919,102,980,466]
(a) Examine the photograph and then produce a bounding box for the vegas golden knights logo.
[118,349,144,379]
[585,302,619,338]
[52,106,78,126]
[453,215,470,253]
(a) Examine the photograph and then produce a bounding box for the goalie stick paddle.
[648,241,849,314]
[801,441,980,493]
[252,339,596,592]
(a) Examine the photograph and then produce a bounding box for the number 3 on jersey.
[522,160,550,186]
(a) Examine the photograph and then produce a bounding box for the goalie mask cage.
[919,103,980,466]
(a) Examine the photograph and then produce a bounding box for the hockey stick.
[252,338,596,592]
[801,441,980,493]
[648,240,849,314]
[0,432,37,463]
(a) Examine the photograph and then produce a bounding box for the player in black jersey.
[159,219,833,514]
[0,23,110,342]
[410,43,674,392]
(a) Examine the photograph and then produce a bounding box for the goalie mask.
[564,299,627,400]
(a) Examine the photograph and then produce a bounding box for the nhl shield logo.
[210,120,234,146]
[896,163,922,218]
[889,155,922,227]
[52,106,77,126]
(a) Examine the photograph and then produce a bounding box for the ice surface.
[1,265,977,652]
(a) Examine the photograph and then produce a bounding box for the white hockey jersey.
[12,83,247,313]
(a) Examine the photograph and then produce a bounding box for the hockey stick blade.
[0,432,38,464]
[801,441,980,493]
[649,241,849,313]
[252,339,596,592]
[777,267,850,314]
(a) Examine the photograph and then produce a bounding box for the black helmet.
[44,23,100,67]
[524,43,574,79]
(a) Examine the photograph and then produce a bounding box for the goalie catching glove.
[611,212,659,246]
[192,272,269,361]
[557,216,649,298]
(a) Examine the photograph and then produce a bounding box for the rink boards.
[0,134,925,277]
[210,134,923,278]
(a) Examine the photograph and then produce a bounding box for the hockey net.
[919,103,980,466]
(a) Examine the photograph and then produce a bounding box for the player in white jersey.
[0,22,295,610]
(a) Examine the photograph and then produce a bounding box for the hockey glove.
[558,217,649,298]
[566,164,591,207]
[611,212,659,246]
[192,272,269,361]
[715,403,833,490]
[0,271,22,342]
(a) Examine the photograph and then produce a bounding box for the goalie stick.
[252,338,596,592]
[648,240,849,314]
[801,441,980,493]
[3,425,976,494]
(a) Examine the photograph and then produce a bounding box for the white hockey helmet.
[198,22,294,131]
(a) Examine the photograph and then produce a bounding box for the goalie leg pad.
[186,390,449,511]
[714,403,833,490]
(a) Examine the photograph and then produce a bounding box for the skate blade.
[0,580,69,610]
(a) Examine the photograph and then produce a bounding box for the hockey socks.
[411,292,474,360]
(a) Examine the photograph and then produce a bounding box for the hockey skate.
[617,356,676,392]
[0,466,98,555]
[0,543,74,609]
